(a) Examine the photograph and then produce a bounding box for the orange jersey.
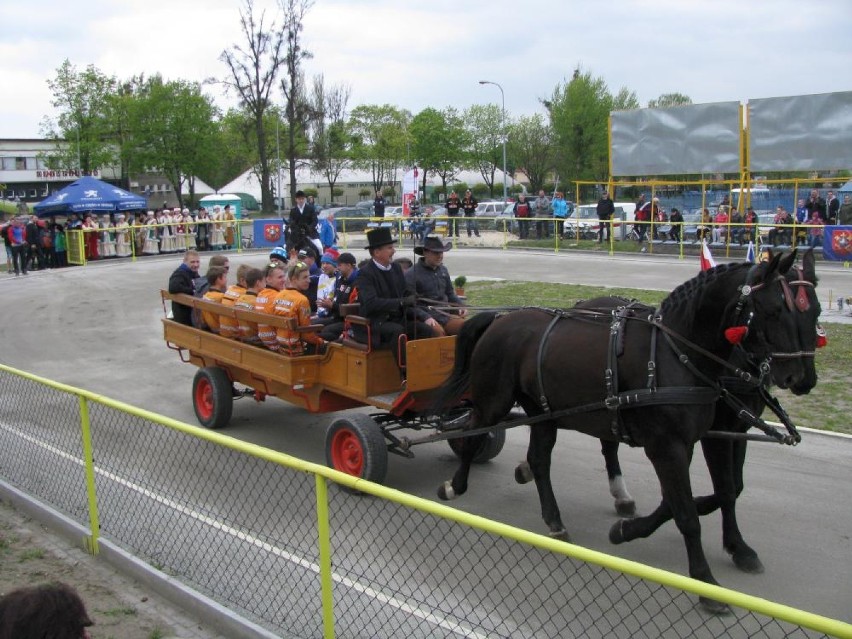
[234,290,260,345]
[273,288,322,354]
[201,289,226,333]
[219,284,245,339]
[254,287,280,351]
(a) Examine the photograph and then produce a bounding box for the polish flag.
[700,239,717,271]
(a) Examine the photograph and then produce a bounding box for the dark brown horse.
[433,251,819,613]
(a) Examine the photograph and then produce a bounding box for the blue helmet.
[269,246,288,261]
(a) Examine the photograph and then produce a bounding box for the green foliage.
[471,183,490,197]
[349,104,410,193]
[303,187,318,197]
[358,188,371,198]
[332,187,344,197]
[453,275,467,288]
[463,104,505,194]
[410,107,468,194]
[507,114,554,191]
[647,93,693,109]
[382,186,395,198]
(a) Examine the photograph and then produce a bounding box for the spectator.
[838,195,852,225]
[634,197,651,243]
[552,192,570,239]
[696,208,712,243]
[81,213,99,261]
[596,191,615,243]
[741,207,758,244]
[0,582,94,639]
[142,211,160,255]
[4,216,28,276]
[273,260,328,355]
[712,206,729,244]
[805,189,826,219]
[461,190,480,238]
[235,267,265,346]
[805,209,825,248]
[768,206,793,246]
[195,207,211,251]
[649,198,664,240]
[445,191,461,238]
[728,207,744,245]
[514,192,532,239]
[668,207,684,243]
[222,204,237,249]
[354,226,434,375]
[319,252,359,342]
[114,214,131,257]
[533,189,551,239]
[373,190,386,218]
[1,216,13,274]
[255,263,287,352]
[167,250,201,326]
[405,236,466,336]
[826,190,839,225]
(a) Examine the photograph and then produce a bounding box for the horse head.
[725,249,820,394]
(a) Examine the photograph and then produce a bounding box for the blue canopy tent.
[34,176,147,217]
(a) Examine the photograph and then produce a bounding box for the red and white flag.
[699,239,717,271]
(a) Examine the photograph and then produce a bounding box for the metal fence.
[0,363,849,639]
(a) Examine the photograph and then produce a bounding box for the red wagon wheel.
[325,414,388,485]
[192,367,233,430]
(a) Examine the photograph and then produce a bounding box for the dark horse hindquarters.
[433,251,819,614]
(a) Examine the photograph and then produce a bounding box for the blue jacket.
[552,198,569,219]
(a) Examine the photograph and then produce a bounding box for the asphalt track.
[0,248,849,626]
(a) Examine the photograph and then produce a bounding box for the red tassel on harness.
[816,326,827,348]
[724,326,749,344]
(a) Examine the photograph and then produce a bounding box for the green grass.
[465,280,852,435]
[100,606,137,617]
[17,548,45,562]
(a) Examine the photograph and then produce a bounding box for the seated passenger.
[219,264,250,339]
[354,227,434,373]
[201,265,228,333]
[314,251,338,324]
[319,252,359,342]
[273,261,328,355]
[255,263,287,351]
[405,236,466,336]
[235,267,265,347]
[167,250,200,325]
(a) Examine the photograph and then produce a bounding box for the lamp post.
[478,80,507,203]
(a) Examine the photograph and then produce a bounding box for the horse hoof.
[731,551,765,574]
[549,528,571,543]
[615,499,636,518]
[437,481,456,501]
[609,520,626,545]
[699,596,732,616]
[515,462,533,484]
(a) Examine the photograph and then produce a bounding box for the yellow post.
[78,396,100,555]
[315,474,335,639]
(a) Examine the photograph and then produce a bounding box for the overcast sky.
[2,0,850,139]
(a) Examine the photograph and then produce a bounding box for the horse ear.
[802,248,817,283]
[778,249,796,275]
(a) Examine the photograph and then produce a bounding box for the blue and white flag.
[745,241,755,263]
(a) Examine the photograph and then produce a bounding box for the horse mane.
[660,262,749,319]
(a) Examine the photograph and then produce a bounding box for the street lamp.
[478,80,507,203]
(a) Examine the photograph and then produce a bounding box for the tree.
[349,104,410,194]
[647,93,692,109]
[41,59,118,174]
[310,74,351,203]
[546,67,639,184]
[279,0,317,202]
[463,104,504,197]
[507,114,554,192]
[129,77,220,207]
[201,108,258,191]
[409,107,467,197]
[220,0,286,213]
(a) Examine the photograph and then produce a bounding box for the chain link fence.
[0,364,848,639]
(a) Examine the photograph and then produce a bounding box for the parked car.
[384,206,403,218]
[320,206,375,232]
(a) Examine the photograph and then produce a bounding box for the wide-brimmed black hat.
[414,235,452,255]
[364,226,397,250]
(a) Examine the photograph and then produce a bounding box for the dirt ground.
[0,499,210,639]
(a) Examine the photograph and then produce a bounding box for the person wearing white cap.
[142,211,160,255]
[115,214,132,257]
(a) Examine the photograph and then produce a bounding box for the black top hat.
[364,226,397,250]
[414,235,452,255]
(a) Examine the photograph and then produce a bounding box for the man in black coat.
[287,190,320,255]
[167,250,201,326]
[596,191,615,243]
[355,227,434,373]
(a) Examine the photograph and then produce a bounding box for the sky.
[2,0,851,139]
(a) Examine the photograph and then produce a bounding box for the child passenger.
[272,261,328,355]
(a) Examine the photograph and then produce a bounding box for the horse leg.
[437,432,486,501]
[600,439,636,517]
[525,423,570,541]
[698,438,763,573]
[611,440,729,615]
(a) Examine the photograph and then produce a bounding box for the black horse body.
[434,252,818,611]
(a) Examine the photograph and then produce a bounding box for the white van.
[568,202,636,239]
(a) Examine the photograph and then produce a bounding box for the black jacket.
[356,260,429,336]
[168,263,199,326]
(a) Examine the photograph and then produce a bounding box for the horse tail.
[431,311,499,415]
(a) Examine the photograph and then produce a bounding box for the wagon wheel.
[325,414,388,485]
[192,367,233,430]
[448,428,506,463]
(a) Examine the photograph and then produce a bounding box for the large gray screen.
[610,101,741,176]
[749,92,852,171]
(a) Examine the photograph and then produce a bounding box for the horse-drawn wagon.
[160,291,505,485]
